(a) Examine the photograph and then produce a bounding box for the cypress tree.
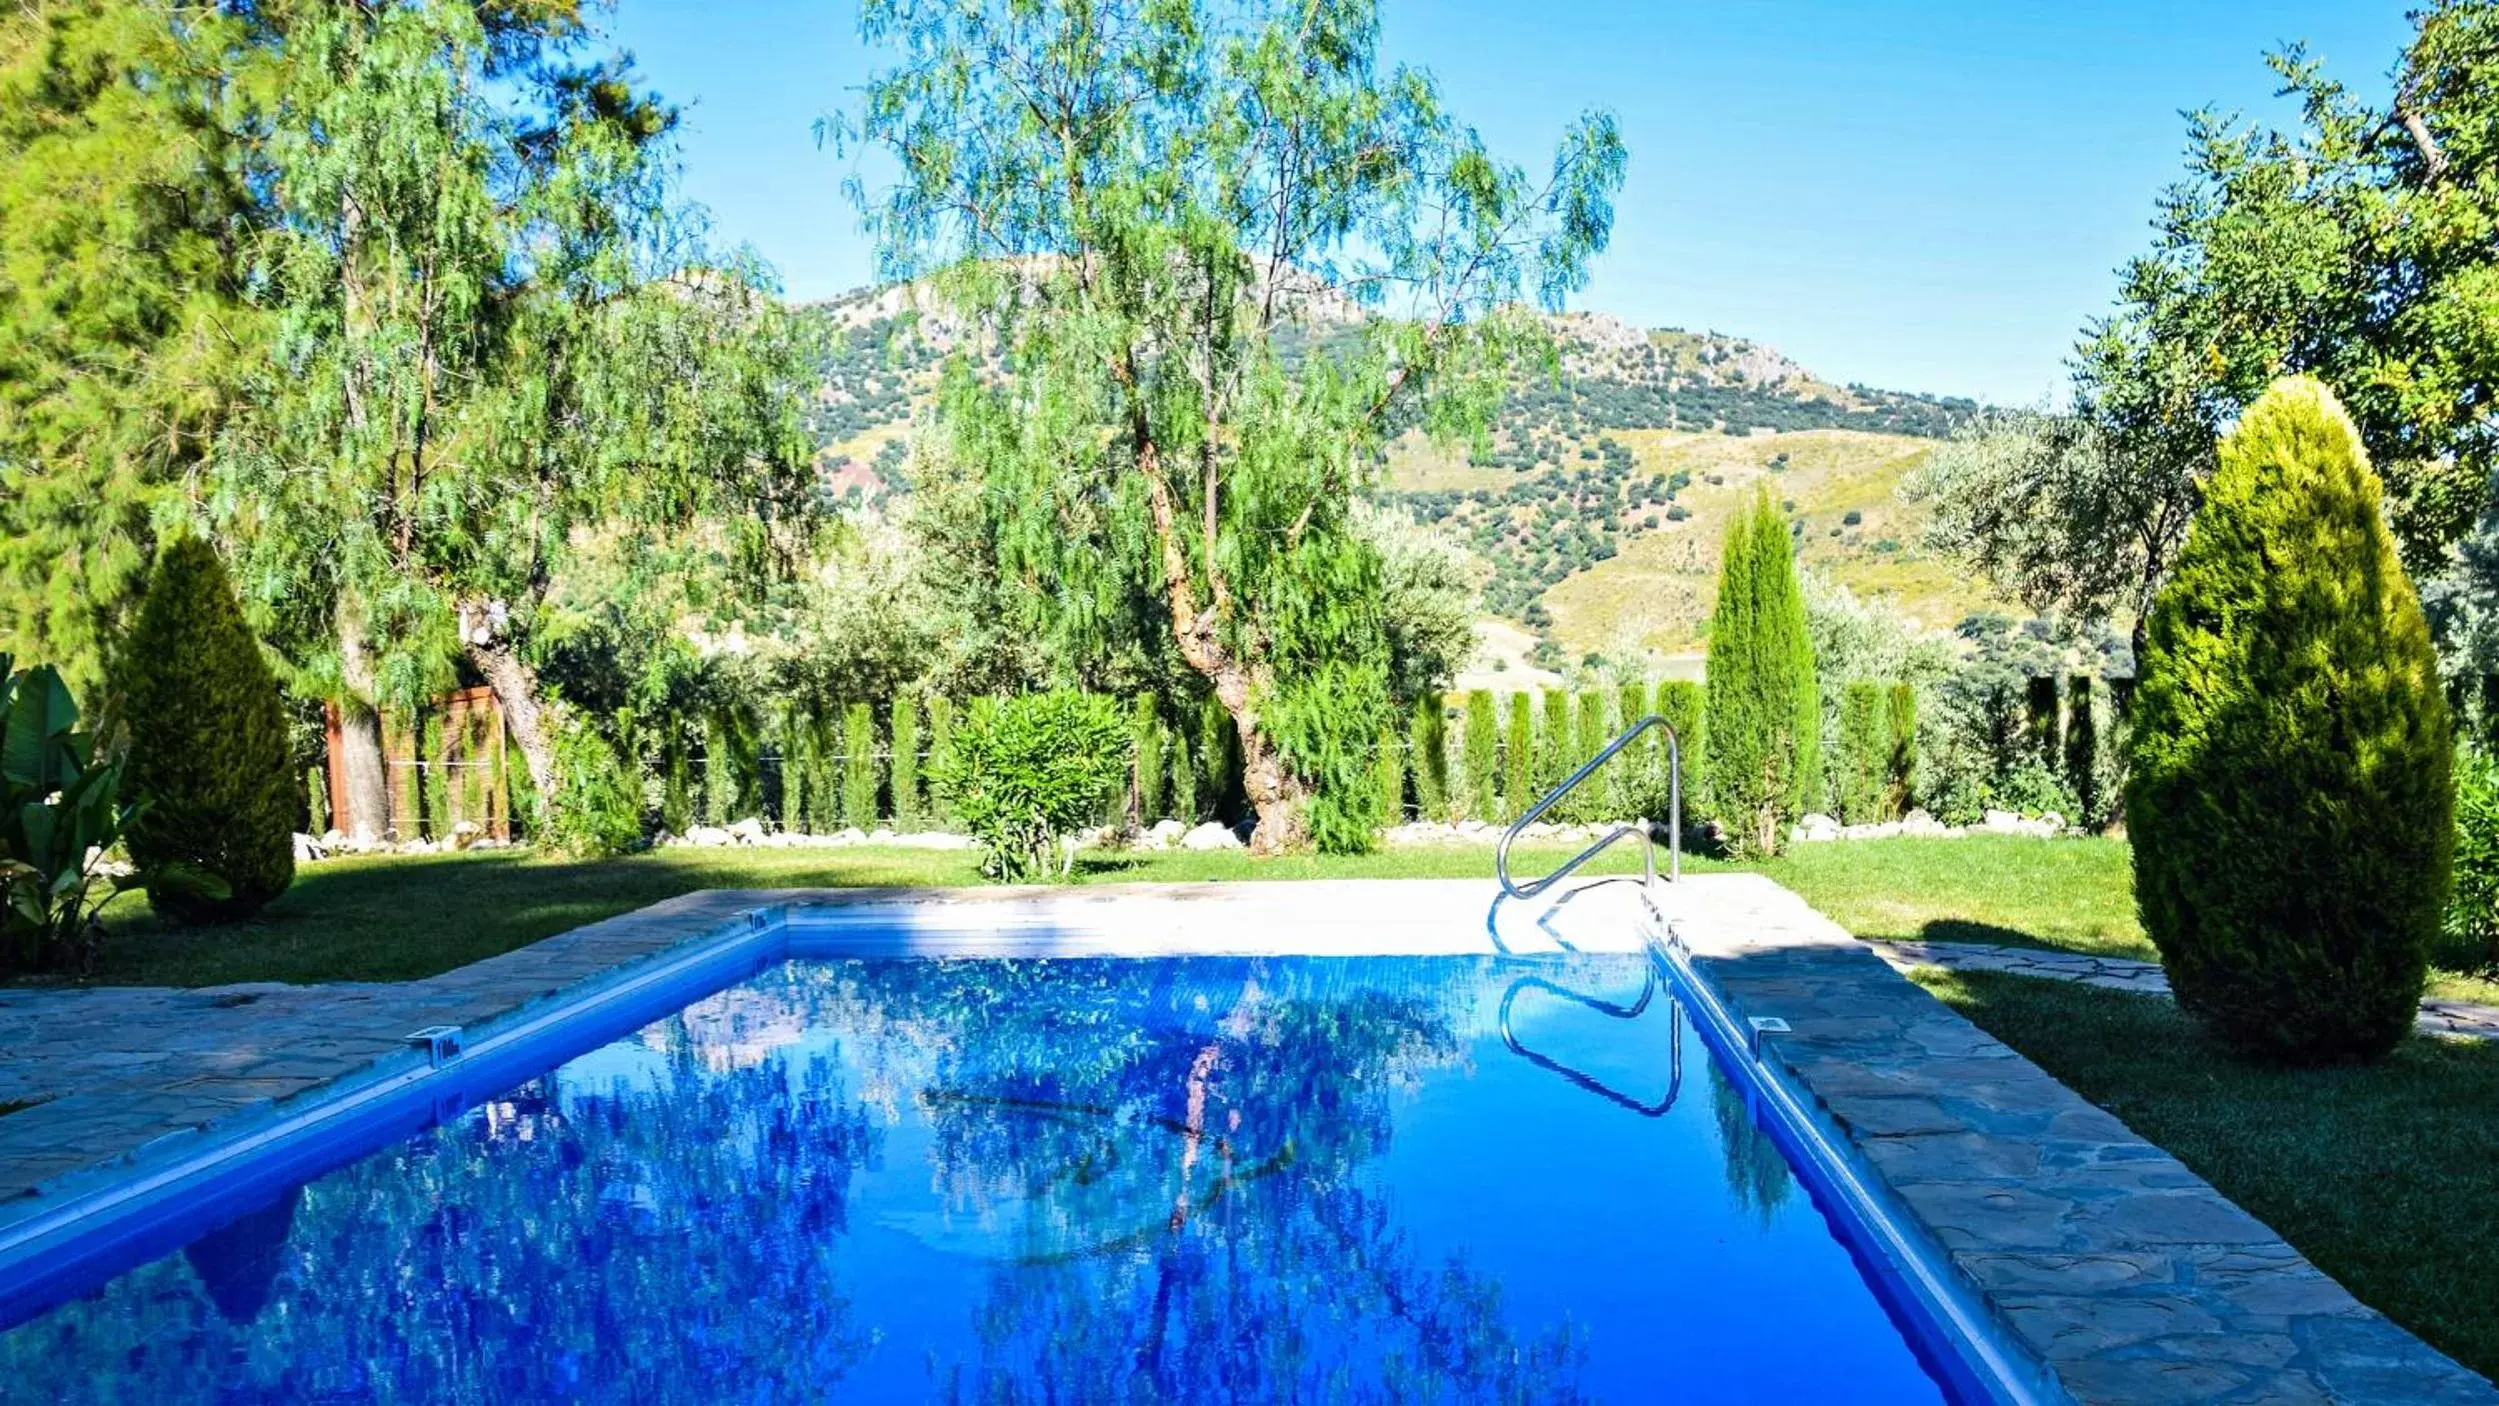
[1703,487,1820,854]
[117,535,296,922]
[1412,694,1452,820]
[1836,681,1886,824]
[1168,724,1198,822]
[1654,679,1703,807]
[2063,675,2098,827]
[891,695,924,829]
[841,701,879,828]
[925,696,957,827]
[1199,694,1241,823]
[1458,690,1496,820]
[662,727,694,835]
[1537,688,1572,800]
[1613,680,1648,817]
[1131,694,1165,823]
[1572,689,1608,818]
[1504,692,1534,818]
[1884,683,1918,818]
[2024,676,2062,768]
[2127,377,2451,1063]
[1375,726,1407,825]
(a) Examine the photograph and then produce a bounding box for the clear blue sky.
[603,1,2413,407]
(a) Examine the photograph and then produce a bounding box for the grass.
[1758,836,2150,958]
[67,840,1668,988]
[1919,968,2499,1379]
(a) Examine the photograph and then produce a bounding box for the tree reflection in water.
[0,955,1607,1404]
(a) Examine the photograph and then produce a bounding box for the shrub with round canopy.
[2126,376,2451,1063]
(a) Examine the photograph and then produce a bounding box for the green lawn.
[72,840,1674,987]
[1919,968,2499,1379]
[1758,835,2148,958]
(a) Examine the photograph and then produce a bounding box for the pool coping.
[0,875,2490,1404]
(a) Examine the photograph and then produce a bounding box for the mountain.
[795,289,2001,680]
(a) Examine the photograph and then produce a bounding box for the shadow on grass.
[1914,919,2051,948]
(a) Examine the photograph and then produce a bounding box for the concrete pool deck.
[0,874,2490,1404]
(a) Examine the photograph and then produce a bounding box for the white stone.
[869,827,898,845]
[724,817,766,844]
[1181,821,1243,851]
[291,833,329,863]
[1147,818,1188,849]
[685,825,733,847]
[835,827,868,846]
[1794,813,1841,843]
[1899,809,1950,836]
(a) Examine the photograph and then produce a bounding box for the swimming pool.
[0,942,1990,1402]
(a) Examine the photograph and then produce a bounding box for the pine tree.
[1704,488,1820,854]
[1411,695,1452,820]
[891,695,924,829]
[116,536,294,922]
[1458,691,1496,820]
[1504,693,1535,818]
[2127,377,2451,1062]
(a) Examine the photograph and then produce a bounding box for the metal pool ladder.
[1496,713,1682,904]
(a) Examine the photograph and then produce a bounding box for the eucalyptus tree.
[216,1,820,834]
[838,0,1623,852]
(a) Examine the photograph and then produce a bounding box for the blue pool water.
[0,955,1954,1402]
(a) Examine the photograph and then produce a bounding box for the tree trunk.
[1132,436,1309,855]
[334,617,390,844]
[459,601,559,814]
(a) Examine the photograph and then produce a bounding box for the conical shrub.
[1704,487,1819,854]
[2126,377,2451,1063]
[117,536,295,922]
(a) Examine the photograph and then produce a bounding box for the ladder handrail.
[1495,713,1681,901]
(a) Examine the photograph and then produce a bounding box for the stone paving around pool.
[0,875,2492,1404]
[1866,938,2499,1042]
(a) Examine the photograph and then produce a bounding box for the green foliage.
[662,729,694,836]
[306,766,328,836]
[0,3,263,695]
[1268,662,1395,855]
[1705,488,1821,854]
[1569,690,1607,819]
[2023,676,2060,768]
[1131,695,1165,824]
[924,696,956,827]
[1536,689,1572,801]
[845,0,1622,852]
[1374,727,1407,826]
[841,702,879,829]
[2445,747,2499,973]
[1167,723,1199,823]
[1503,693,1534,819]
[2064,675,2102,827]
[115,537,294,921]
[544,720,643,859]
[1885,683,1918,817]
[0,657,172,971]
[936,690,1129,882]
[889,695,924,830]
[1611,681,1647,818]
[1835,682,1888,825]
[1458,691,1496,821]
[2127,378,2451,1062]
[1412,695,1453,822]
[708,709,763,825]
